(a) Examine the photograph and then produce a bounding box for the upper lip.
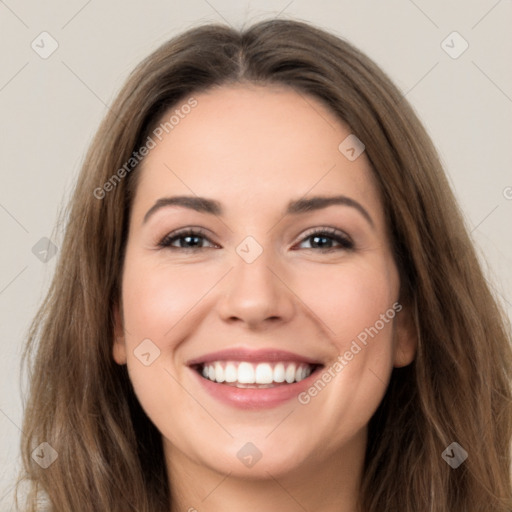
[186,347,325,366]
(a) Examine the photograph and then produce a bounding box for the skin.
[113,84,417,512]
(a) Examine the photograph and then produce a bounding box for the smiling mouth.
[192,361,323,389]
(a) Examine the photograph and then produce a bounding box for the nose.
[216,245,295,329]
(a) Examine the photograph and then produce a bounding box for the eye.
[158,228,217,250]
[294,227,354,252]
[157,226,354,252]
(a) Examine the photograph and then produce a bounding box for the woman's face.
[113,84,415,480]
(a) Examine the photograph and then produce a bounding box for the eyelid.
[296,225,350,241]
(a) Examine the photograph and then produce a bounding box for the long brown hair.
[15,18,512,511]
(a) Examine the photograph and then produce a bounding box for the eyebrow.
[143,194,374,227]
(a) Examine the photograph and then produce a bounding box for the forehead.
[133,84,382,221]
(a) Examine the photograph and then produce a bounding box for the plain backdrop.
[1,0,511,507]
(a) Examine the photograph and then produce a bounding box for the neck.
[165,429,366,512]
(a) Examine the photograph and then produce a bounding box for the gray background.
[1,0,511,507]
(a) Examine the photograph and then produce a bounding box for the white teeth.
[225,363,237,382]
[285,363,296,383]
[273,363,285,383]
[215,362,224,383]
[238,362,255,384]
[295,366,311,382]
[255,363,273,384]
[296,366,311,382]
[200,361,315,386]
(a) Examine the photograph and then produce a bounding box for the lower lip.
[190,366,322,409]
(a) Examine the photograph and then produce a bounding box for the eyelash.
[157,226,354,252]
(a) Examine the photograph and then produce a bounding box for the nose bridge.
[217,235,294,325]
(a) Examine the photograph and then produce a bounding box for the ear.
[112,301,127,365]
[393,301,417,368]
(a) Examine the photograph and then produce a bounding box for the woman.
[16,18,512,511]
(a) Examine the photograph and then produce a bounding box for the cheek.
[294,258,399,434]
[119,255,232,420]
[119,257,209,437]
[122,257,212,345]
[296,257,399,347]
